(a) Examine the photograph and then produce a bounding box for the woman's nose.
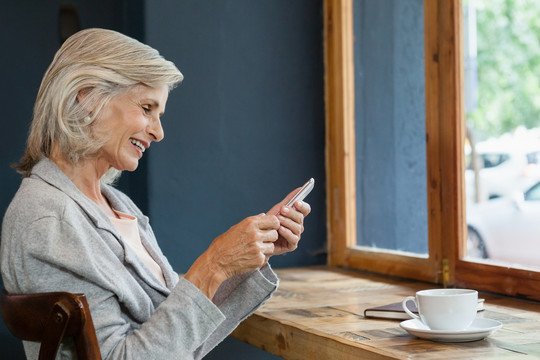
[147,118,164,142]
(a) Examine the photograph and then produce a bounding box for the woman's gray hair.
[15,28,183,183]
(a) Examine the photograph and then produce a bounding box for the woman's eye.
[142,106,151,114]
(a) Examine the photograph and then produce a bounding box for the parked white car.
[466,181,540,268]
[465,140,540,203]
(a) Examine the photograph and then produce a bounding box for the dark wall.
[0,1,325,359]
[144,0,326,273]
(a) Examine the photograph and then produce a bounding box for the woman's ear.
[77,88,87,102]
[76,87,93,112]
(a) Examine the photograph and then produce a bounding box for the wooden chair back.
[1,290,101,360]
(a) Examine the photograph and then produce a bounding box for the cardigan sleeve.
[193,264,279,359]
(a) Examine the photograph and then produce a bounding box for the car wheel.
[466,226,489,259]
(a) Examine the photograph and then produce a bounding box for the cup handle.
[402,296,420,320]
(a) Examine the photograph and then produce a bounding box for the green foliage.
[467,0,540,140]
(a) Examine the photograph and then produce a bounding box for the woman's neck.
[50,148,116,217]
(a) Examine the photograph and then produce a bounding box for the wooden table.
[232,266,540,359]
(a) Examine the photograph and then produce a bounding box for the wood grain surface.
[232,266,540,359]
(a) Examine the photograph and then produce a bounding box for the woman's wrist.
[184,252,228,300]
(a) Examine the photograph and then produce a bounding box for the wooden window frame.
[324,0,540,301]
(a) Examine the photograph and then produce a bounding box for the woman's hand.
[184,214,280,299]
[266,188,312,258]
[185,187,311,300]
[208,214,280,277]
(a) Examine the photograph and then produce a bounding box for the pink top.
[110,211,166,286]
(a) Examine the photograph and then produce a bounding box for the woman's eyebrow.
[146,99,160,107]
[143,99,165,114]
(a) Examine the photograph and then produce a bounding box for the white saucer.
[400,317,503,342]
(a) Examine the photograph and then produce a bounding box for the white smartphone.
[285,178,315,208]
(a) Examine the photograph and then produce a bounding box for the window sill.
[232,266,540,359]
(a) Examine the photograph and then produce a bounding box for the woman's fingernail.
[282,206,289,213]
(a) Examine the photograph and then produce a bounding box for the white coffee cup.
[402,289,478,331]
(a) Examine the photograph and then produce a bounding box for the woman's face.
[93,84,168,172]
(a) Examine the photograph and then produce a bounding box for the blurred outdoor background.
[464,0,540,269]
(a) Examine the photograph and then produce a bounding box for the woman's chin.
[114,159,140,173]
[125,163,139,172]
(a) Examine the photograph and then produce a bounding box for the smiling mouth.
[130,138,146,153]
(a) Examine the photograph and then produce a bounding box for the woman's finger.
[294,200,311,217]
[279,205,303,223]
[261,228,279,243]
[278,214,303,236]
[257,214,281,230]
[260,241,275,256]
[277,226,300,250]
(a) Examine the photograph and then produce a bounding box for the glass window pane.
[353,0,428,255]
[464,0,540,269]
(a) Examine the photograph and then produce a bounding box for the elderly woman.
[0,28,310,359]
